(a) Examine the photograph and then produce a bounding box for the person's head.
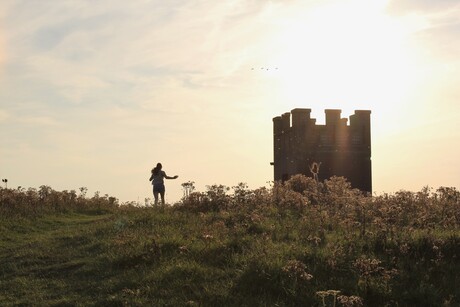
[152,163,162,175]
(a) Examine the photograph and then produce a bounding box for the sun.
[263,0,422,117]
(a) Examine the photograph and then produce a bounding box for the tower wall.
[272,108,372,193]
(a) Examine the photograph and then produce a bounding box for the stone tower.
[272,108,372,193]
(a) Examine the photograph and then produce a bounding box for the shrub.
[0,186,118,219]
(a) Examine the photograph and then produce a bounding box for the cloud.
[385,0,460,62]
[19,115,60,127]
[0,109,9,122]
[1,0,284,115]
[414,23,460,61]
[387,0,460,15]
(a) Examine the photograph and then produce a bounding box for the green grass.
[1,208,459,306]
[1,214,112,305]
[1,179,459,306]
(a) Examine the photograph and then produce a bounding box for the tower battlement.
[273,109,371,132]
[272,108,372,193]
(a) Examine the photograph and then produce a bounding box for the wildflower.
[353,257,384,277]
[307,235,322,246]
[316,290,341,307]
[179,246,189,254]
[202,234,214,240]
[399,243,410,255]
[201,233,214,248]
[337,295,364,307]
[282,260,313,281]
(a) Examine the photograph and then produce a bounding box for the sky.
[1,0,459,204]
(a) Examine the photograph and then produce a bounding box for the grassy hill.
[1,177,459,306]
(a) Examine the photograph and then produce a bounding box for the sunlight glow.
[264,0,423,122]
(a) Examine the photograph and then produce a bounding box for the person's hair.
[151,163,162,175]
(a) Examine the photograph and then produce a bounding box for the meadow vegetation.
[1,176,459,306]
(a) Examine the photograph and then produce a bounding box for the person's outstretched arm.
[164,172,178,179]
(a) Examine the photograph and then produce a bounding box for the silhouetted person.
[149,163,178,205]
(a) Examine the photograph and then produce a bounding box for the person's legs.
[153,190,159,206]
[154,184,166,206]
[160,190,165,205]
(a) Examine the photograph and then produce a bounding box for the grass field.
[1,177,459,306]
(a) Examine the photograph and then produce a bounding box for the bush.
[0,186,118,219]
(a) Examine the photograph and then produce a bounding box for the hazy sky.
[1,0,459,203]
